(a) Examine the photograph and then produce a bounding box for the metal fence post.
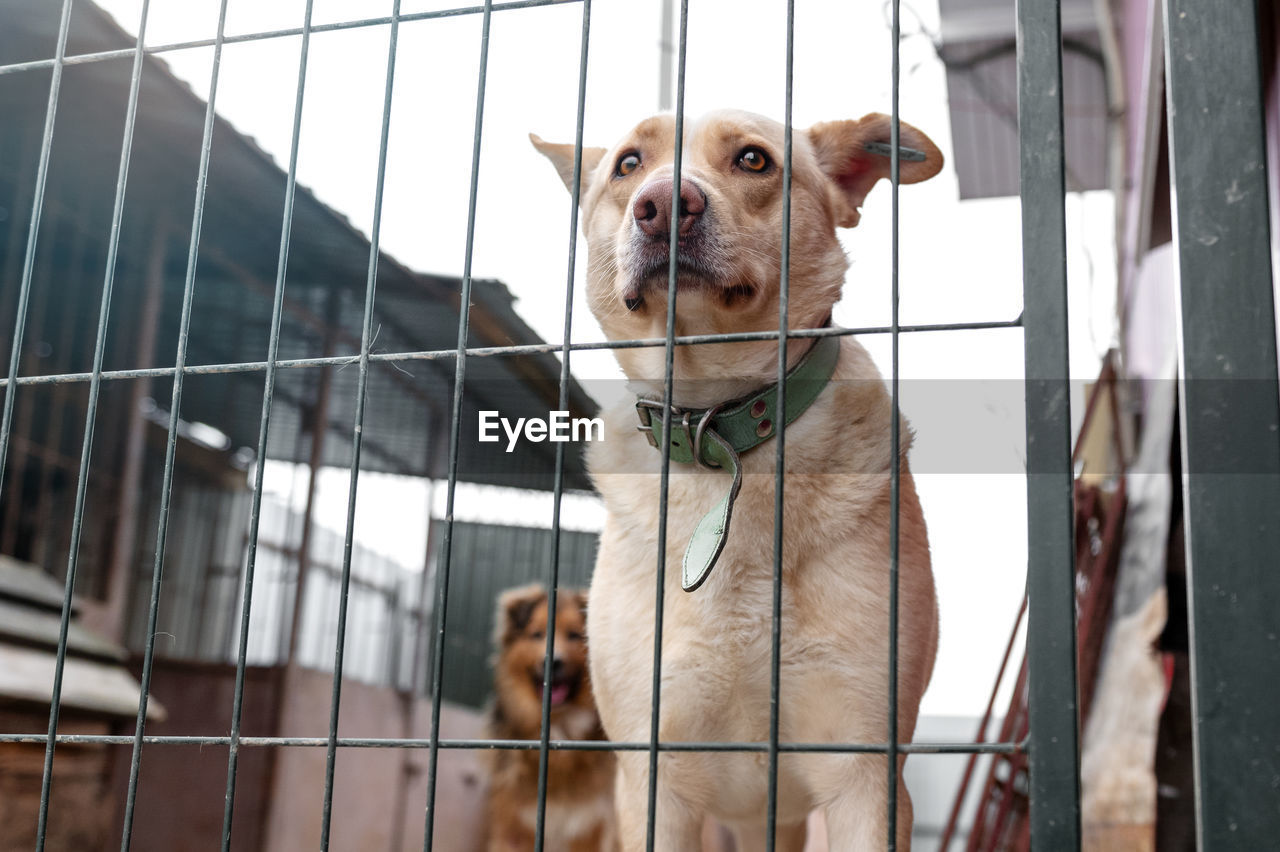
[1162,2,1280,849]
[1017,0,1082,848]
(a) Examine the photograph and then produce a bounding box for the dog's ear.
[496,583,546,644]
[806,114,943,228]
[530,133,606,198]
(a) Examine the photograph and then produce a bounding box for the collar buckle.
[636,398,725,470]
[692,402,725,470]
[635,398,692,450]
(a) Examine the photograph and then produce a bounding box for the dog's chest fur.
[584,340,933,789]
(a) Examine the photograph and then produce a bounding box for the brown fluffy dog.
[533,111,942,851]
[483,584,617,852]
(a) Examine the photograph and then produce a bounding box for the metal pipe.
[1017,0,1083,845]
[1163,1,1280,846]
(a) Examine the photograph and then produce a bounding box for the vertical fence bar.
[532,1,592,848]
[657,0,673,112]
[765,1,795,849]
[1016,0,1082,847]
[887,0,903,847]
[0,0,72,519]
[32,1,143,847]
[646,2,689,847]
[119,2,232,848]
[423,2,494,848]
[220,1,315,846]
[318,4,401,847]
[1162,3,1280,848]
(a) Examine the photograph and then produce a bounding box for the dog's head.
[493,584,594,724]
[533,111,942,398]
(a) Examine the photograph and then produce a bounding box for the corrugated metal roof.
[0,0,596,491]
[938,0,1110,199]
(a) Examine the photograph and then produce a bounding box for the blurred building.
[0,0,599,848]
[938,1,1279,850]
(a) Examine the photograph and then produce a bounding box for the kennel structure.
[0,0,601,847]
[0,0,1278,851]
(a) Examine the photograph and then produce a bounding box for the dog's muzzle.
[621,177,725,309]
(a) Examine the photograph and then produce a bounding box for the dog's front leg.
[821,757,914,852]
[613,753,702,852]
[727,819,809,852]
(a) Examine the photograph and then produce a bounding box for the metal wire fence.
[1,0,1067,848]
[1,0,1277,851]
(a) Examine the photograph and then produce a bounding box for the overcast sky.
[93,0,1116,717]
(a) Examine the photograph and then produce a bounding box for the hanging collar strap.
[633,331,841,591]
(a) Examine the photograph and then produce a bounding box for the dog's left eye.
[567,631,584,642]
[737,147,771,173]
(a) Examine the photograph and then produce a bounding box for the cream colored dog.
[533,110,941,851]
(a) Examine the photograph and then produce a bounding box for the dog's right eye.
[615,152,641,177]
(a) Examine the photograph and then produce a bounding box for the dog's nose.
[549,658,565,679]
[632,178,706,239]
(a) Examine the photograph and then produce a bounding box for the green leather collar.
[634,332,841,591]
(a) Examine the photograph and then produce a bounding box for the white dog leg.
[613,756,702,852]
[821,760,913,852]
[727,819,808,852]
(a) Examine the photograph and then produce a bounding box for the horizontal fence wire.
[0,320,1024,388]
[0,0,582,78]
[0,733,1026,753]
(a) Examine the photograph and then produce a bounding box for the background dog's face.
[533,111,942,388]
[494,585,594,720]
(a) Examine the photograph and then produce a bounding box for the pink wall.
[263,666,488,852]
[107,660,282,851]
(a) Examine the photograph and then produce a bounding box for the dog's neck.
[619,329,825,411]
[627,330,841,591]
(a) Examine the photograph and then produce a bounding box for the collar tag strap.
[681,430,741,591]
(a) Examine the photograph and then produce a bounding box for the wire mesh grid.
[0,0,1083,850]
